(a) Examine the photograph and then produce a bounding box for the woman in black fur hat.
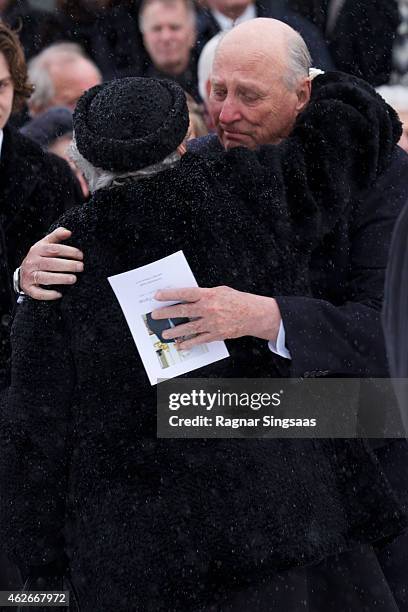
[0,74,406,611]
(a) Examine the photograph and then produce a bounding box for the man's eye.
[212,89,227,100]
[241,93,258,103]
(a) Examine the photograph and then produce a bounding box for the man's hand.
[20,227,84,300]
[151,286,282,349]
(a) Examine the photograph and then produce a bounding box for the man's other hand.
[152,286,282,349]
[20,227,84,300]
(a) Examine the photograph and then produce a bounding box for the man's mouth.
[222,130,247,142]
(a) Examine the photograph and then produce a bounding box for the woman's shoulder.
[50,179,174,252]
[51,194,102,232]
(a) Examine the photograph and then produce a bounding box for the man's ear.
[295,77,312,113]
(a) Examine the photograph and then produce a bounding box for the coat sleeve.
[0,297,75,578]
[256,73,406,376]
[274,150,408,377]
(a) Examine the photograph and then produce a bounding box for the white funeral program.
[108,251,230,385]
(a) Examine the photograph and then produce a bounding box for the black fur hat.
[73,77,189,172]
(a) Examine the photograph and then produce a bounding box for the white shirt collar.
[0,129,3,161]
[211,3,256,31]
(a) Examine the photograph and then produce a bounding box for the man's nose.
[159,27,173,42]
[218,97,241,125]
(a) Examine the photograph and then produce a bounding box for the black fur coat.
[0,126,83,390]
[1,74,406,611]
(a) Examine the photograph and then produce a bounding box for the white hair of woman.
[69,138,181,194]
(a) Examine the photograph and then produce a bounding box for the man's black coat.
[276,146,408,378]
[189,133,408,380]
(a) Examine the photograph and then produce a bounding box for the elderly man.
[139,0,200,101]
[27,42,102,116]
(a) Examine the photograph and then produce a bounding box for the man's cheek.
[207,98,221,126]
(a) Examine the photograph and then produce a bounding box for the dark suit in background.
[288,0,400,86]
[196,0,335,71]
[1,0,57,60]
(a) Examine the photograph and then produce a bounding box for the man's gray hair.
[69,138,181,194]
[198,32,224,103]
[284,31,312,90]
[28,42,100,112]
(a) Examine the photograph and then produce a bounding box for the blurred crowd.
[0,0,407,182]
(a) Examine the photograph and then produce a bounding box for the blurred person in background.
[195,0,335,70]
[139,0,200,101]
[377,85,408,153]
[0,0,56,59]
[289,0,401,86]
[21,106,90,197]
[0,23,83,391]
[53,0,146,80]
[27,42,101,116]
